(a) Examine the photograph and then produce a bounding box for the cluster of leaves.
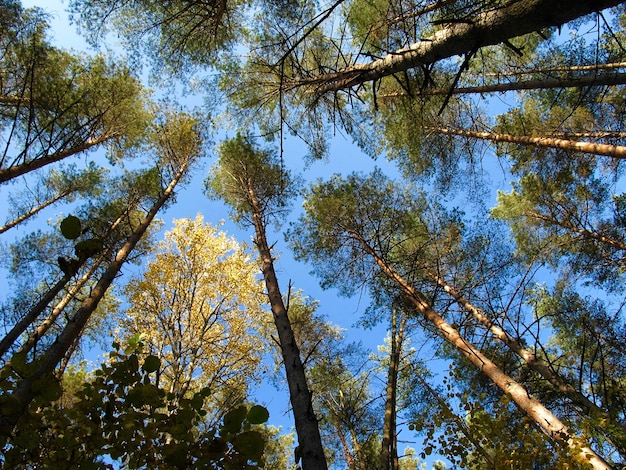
[118,215,265,422]
[5,0,626,468]
[0,337,270,469]
[407,368,594,469]
[59,214,104,272]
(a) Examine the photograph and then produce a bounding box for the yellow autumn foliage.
[119,214,266,422]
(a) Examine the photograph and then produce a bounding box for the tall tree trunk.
[429,126,626,159]
[291,0,623,94]
[246,186,328,470]
[429,269,626,456]
[0,205,131,365]
[0,189,71,234]
[1,253,106,371]
[0,156,190,441]
[0,272,71,360]
[334,420,357,470]
[479,62,626,77]
[0,134,114,184]
[348,230,613,470]
[380,72,626,99]
[381,306,405,470]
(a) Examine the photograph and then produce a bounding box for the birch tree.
[118,215,265,423]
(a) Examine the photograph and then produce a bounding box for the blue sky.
[9,1,528,467]
[11,1,626,467]
[16,0,414,461]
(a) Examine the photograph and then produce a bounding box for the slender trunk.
[55,325,83,379]
[0,190,70,234]
[0,206,130,368]
[1,253,105,370]
[381,307,405,470]
[334,421,357,470]
[292,0,622,94]
[349,230,612,470]
[380,72,626,99]
[548,132,626,139]
[0,157,189,440]
[528,210,626,252]
[429,270,626,456]
[246,187,327,470]
[479,62,626,77]
[428,126,626,159]
[0,134,113,184]
[0,96,29,106]
[0,272,71,360]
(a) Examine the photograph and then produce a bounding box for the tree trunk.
[349,230,613,470]
[334,421,357,470]
[291,0,623,94]
[0,205,131,367]
[246,186,328,470]
[0,189,70,234]
[1,253,106,371]
[478,62,626,77]
[0,273,71,360]
[0,156,190,441]
[381,306,404,470]
[429,269,626,456]
[429,126,626,159]
[0,134,113,184]
[379,72,626,99]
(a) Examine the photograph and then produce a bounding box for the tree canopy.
[3,0,626,468]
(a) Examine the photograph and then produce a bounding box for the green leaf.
[163,442,189,467]
[9,350,32,376]
[222,405,248,434]
[247,405,269,425]
[142,355,161,373]
[60,215,82,239]
[74,238,103,259]
[126,333,145,352]
[127,383,163,408]
[0,394,23,416]
[190,393,204,411]
[232,430,265,462]
[205,437,227,459]
[32,375,63,404]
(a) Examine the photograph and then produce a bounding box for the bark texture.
[296,0,623,94]
[379,72,626,99]
[0,134,114,184]
[430,270,626,455]
[349,229,613,470]
[248,188,328,470]
[430,127,626,159]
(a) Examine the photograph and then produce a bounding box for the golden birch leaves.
[119,214,265,410]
